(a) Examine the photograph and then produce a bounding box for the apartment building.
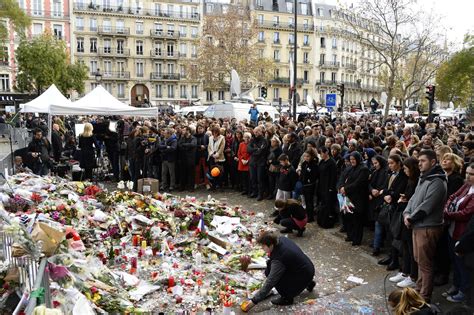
[71,0,202,106]
[1,0,71,94]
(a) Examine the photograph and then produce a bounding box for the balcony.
[73,3,201,21]
[319,61,340,69]
[150,50,179,59]
[97,26,130,35]
[257,21,314,32]
[26,9,70,19]
[98,47,130,57]
[343,64,357,71]
[272,39,281,45]
[257,38,265,43]
[150,30,180,39]
[316,80,337,86]
[179,52,187,57]
[269,77,307,86]
[90,71,130,80]
[150,73,181,81]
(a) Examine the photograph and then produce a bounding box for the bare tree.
[343,0,419,119]
[187,5,274,94]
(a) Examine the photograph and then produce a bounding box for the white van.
[204,101,280,122]
[175,105,209,117]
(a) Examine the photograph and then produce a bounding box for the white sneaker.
[397,277,416,288]
[389,272,406,283]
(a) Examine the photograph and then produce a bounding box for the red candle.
[168,276,175,288]
[131,257,138,269]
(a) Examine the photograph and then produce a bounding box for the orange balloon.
[211,167,221,177]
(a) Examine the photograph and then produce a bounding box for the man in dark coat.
[158,128,178,191]
[340,151,370,246]
[283,133,302,169]
[177,126,197,191]
[247,126,269,201]
[27,128,52,176]
[317,146,338,228]
[242,232,315,311]
[51,124,63,162]
[195,124,209,187]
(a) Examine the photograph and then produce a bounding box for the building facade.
[1,0,71,95]
[70,0,202,106]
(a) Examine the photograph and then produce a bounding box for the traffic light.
[337,83,345,97]
[425,85,435,103]
[261,86,267,98]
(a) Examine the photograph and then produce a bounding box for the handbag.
[378,203,392,226]
[390,207,403,240]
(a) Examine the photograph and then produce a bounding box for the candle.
[168,276,175,288]
[141,240,147,249]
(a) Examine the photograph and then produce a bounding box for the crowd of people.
[9,108,474,310]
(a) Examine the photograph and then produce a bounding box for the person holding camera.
[158,128,178,191]
[27,128,52,176]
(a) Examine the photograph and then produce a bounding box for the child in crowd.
[275,154,298,202]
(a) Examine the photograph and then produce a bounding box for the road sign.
[326,93,336,107]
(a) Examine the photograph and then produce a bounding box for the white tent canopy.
[20,84,71,113]
[50,85,157,117]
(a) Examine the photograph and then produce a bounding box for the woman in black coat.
[317,146,338,228]
[300,149,319,222]
[78,123,97,180]
[368,155,389,226]
[340,151,370,246]
[380,154,408,271]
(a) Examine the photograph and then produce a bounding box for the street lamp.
[292,0,297,120]
[95,68,102,83]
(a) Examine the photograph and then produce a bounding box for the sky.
[324,0,474,49]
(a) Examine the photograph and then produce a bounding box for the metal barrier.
[0,123,30,149]
[1,230,51,314]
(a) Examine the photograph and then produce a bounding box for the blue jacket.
[158,134,178,162]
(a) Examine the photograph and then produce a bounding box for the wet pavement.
[172,188,463,314]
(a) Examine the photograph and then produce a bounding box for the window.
[273,16,279,26]
[273,32,280,43]
[103,0,111,10]
[258,15,263,25]
[331,72,336,82]
[191,85,198,98]
[303,70,308,82]
[117,61,125,74]
[258,31,264,42]
[288,17,294,27]
[303,52,309,63]
[154,63,162,75]
[218,90,225,100]
[191,27,198,38]
[191,45,197,57]
[206,3,214,12]
[89,60,97,73]
[179,25,187,37]
[167,24,175,36]
[273,88,279,100]
[273,50,280,61]
[117,40,124,54]
[53,24,63,39]
[258,49,264,58]
[303,35,309,45]
[91,83,99,90]
[154,41,162,56]
[303,89,308,100]
[104,39,111,53]
[90,18,97,31]
[103,60,112,76]
[136,61,144,77]
[116,20,125,33]
[180,85,187,98]
[167,43,174,57]
[301,3,308,15]
[136,41,143,55]
[103,19,111,32]
[332,54,337,63]
[32,23,43,35]
[320,37,326,48]
[289,34,294,44]
[320,72,325,82]
[1,47,8,65]
[77,38,84,52]
[320,53,325,63]
[155,84,162,97]
[332,37,337,48]
[135,21,143,34]
[53,0,61,17]
[317,8,323,16]
[18,0,25,9]
[179,43,187,56]
[76,17,84,30]
[206,90,213,101]
[154,3,161,15]
[0,74,9,92]
[90,38,97,53]
[167,63,174,74]
[104,83,112,93]
[168,85,174,98]
[303,19,309,30]
[180,65,186,77]
[286,2,293,13]
[274,69,279,78]
[117,83,125,98]
[32,0,42,15]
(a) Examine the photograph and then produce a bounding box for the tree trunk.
[383,73,395,120]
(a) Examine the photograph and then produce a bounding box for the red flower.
[31,193,42,203]
[53,300,61,308]
[90,287,98,294]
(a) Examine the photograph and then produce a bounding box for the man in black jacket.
[247,126,269,201]
[195,124,209,188]
[27,128,52,176]
[177,126,197,191]
[51,124,63,162]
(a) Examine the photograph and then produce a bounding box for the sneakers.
[389,272,406,283]
[447,291,466,303]
[442,286,459,298]
[397,277,416,288]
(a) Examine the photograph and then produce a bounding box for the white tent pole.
[48,113,52,143]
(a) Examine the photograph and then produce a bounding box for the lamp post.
[292,0,297,120]
[95,68,102,83]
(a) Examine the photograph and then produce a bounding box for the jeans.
[448,235,471,292]
[161,160,176,190]
[249,164,266,197]
[373,221,385,250]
